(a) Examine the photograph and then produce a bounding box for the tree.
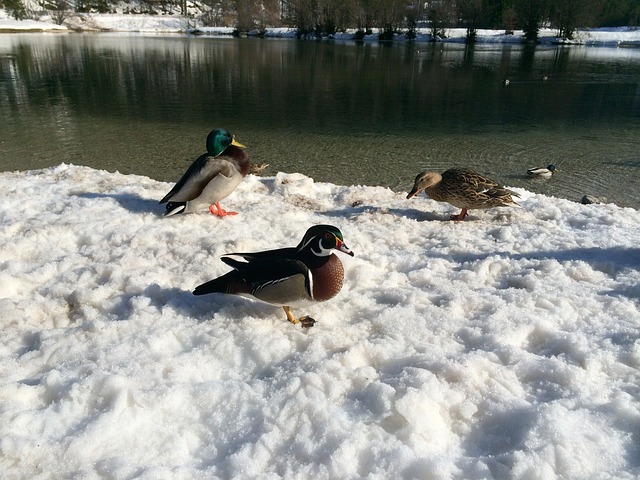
[288,0,318,33]
[284,0,357,36]
[480,0,509,28]
[375,0,411,31]
[51,0,70,24]
[330,0,354,31]
[200,0,236,27]
[5,0,28,20]
[502,4,517,33]
[316,0,339,33]
[548,0,595,39]
[514,0,548,42]
[427,0,455,41]
[597,0,640,27]
[457,0,497,43]
[404,1,424,38]
[40,0,71,24]
[235,0,258,31]
[352,0,376,33]
[257,0,282,28]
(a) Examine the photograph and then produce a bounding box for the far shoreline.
[1,12,639,49]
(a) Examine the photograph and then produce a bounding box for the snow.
[1,163,639,478]
[0,9,67,32]
[64,13,190,33]
[1,8,640,476]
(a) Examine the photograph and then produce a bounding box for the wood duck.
[160,128,250,217]
[526,164,556,178]
[407,168,520,221]
[193,225,354,328]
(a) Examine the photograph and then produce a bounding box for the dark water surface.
[1,33,639,208]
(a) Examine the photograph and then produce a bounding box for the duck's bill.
[406,188,421,199]
[337,239,355,257]
[231,137,245,148]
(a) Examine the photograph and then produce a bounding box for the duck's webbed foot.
[450,208,468,221]
[283,306,316,328]
[209,202,238,217]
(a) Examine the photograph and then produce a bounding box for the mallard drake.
[526,164,556,178]
[160,128,250,217]
[406,168,521,221]
[193,225,354,328]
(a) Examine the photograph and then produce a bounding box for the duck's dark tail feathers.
[193,271,249,296]
[164,202,187,216]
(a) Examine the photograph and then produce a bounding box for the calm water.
[1,33,639,208]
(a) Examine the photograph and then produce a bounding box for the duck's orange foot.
[450,209,468,221]
[283,306,316,328]
[209,203,238,217]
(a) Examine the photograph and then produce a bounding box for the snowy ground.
[1,8,640,46]
[1,164,639,478]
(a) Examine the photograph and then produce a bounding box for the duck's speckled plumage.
[193,225,354,328]
[407,168,520,220]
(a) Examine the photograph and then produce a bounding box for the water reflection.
[4,35,639,129]
[1,33,639,208]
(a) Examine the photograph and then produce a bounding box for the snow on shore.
[1,164,639,478]
[1,8,640,47]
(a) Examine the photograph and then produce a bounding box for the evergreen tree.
[5,0,28,20]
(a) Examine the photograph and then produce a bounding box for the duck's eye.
[323,233,332,239]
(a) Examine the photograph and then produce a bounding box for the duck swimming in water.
[526,164,556,178]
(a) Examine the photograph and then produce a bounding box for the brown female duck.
[407,168,520,220]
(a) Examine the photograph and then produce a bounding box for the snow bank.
[64,13,190,33]
[0,9,67,32]
[1,164,639,478]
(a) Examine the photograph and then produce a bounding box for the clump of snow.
[1,164,639,478]
[249,27,298,38]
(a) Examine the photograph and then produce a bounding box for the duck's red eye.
[324,233,332,239]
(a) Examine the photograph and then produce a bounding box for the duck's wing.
[249,259,310,300]
[484,185,520,199]
[193,252,308,300]
[443,168,499,193]
[443,168,520,206]
[224,255,312,303]
[160,154,236,203]
[466,173,500,192]
[221,249,301,282]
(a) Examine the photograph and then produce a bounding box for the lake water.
[1,33,639,208]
